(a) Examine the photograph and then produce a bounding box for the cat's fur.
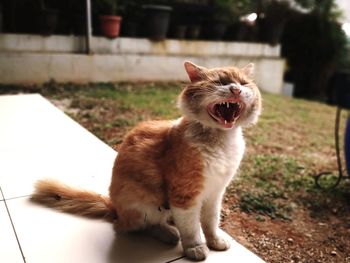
[31,61,261,261]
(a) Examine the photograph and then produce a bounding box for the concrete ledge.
[0,52,284,94]
[0,34,86,54]
[106,38,281,57]
[0,34,284,94]
[0,34,281,57]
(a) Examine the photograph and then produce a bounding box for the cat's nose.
[229,84,241,96]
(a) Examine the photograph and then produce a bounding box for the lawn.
[2,82,350,262]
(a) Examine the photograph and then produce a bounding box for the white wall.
[0,34,285,94]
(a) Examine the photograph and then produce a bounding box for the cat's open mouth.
[207,100,244,128]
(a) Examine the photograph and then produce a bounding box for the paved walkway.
[0,94,265,263]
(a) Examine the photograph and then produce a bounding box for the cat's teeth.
[224,120,227,124]
[226,102,229,108]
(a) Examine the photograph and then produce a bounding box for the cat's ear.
[241,63,255,79]
[184,61,207,83]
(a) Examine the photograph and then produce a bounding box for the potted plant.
[97,0,122,38]
[141,1,172,41]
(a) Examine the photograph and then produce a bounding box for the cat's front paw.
[206,236,231,251]
[184,243,209,261]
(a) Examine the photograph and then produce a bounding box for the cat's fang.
[207,100,244,128]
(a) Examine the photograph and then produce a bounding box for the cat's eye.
[213,80,235,86]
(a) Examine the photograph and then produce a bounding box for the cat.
[31,61,262,261]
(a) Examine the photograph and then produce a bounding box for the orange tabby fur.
[31,61,261,261]
[108,119,205,231]
[32,179,115,220]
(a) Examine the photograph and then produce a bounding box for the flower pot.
[99,15,122,39]
[142,5,172,41]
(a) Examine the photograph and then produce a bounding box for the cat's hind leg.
[144,224,180,245]
[113,203,180,245]
[113,207,146,233]
[113,203,160,233]
[143,205,180,245]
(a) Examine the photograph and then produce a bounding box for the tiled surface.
[0,199,24,263]
[0,94,265,262]
[5,197,181,263]
[175,239,264,263]
[0,94,115,199]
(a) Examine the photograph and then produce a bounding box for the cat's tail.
[30,179,116,222]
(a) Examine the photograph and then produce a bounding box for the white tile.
[173,239,265,263]
[6,197,181,263]
[0,200,24,263]
[0,94,116,199]
[6,197,264,263]
[167,230,264,263]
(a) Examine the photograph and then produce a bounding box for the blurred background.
[0,0,350,101]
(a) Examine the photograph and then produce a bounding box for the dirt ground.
[221,196,350,263]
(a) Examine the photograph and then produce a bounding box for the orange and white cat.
[31,61,262,261]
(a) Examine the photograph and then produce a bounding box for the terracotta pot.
[99,15,122,39]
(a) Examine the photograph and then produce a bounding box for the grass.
[30,82,182,145]
[1,82,349,220]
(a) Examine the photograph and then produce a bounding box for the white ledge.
[0,33,280,57]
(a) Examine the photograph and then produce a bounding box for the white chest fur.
[195,127,245,200]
